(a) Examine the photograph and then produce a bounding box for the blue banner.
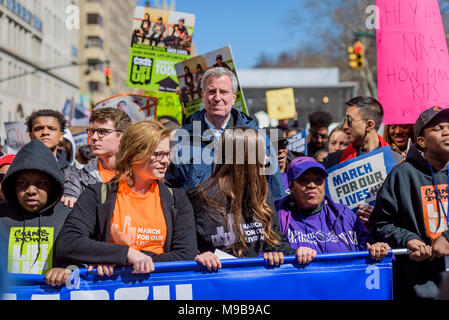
[325,146,396,211]
[3,251,393,300]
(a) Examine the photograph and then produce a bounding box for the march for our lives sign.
[325,147,396,210]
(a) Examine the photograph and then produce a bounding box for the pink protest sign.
[377,0,449,124]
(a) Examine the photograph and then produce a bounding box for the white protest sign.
[325,147,396,210]
[287,129,306,154]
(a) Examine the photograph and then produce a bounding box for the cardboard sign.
[142,91,183,125]
[325,147,396,210]
[266,88,296,120]
[174,45,248,119]
[4,122,30,154]
[126,6,195,92]
[287,129,307,154]
[93,94,157,123]
[377,0,449,124]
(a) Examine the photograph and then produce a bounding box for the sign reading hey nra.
[377,0,449,125]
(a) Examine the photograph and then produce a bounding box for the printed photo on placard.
[93,94,157,123]
[127,6,195,92]
[143,91,183,125]
[175,45,248,119]
[4,122,30,154]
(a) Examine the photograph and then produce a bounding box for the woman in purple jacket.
[275,156,390,264]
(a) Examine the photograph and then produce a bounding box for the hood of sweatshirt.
[406,143,449,176]
[2,140,64,217]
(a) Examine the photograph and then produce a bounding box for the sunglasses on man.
[344,115,366,128]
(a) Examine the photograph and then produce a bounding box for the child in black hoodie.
[0,140,71,287]
[370,106,449,300]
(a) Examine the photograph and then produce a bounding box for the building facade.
[0,0,80,142]
[78,0,137,106]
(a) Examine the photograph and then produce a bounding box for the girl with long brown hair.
[187,127,301,270]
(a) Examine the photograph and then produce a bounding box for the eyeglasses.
[343,115,365,128]
[0,173,5,183]
[86,128,123,138]
[296,176,325,187]
[151,151,171,162]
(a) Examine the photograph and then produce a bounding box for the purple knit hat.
[286,156,328,187]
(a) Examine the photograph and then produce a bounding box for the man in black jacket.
[0,140,71,286]
[370,106,449,300]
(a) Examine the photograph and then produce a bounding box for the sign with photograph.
[143,91,183,125]
[93,94,157,123]
[126,6,195,92]
[175,45,248,119]
[4,122,30,154]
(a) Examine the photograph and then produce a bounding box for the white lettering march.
[325,147,396,210]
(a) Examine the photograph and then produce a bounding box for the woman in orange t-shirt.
[55,120,197,276]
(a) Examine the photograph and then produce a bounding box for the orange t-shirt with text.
[109,179,167,254]
[98,161,117,183]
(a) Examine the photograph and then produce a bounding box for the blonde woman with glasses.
[55,120,197,277]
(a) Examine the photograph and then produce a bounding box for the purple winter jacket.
[275,195,370,253]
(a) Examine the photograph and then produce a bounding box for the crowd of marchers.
[0,67,448,300]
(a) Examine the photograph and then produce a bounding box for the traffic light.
[348,41,365,69]
[105,67,111,86]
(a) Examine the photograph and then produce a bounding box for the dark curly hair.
[308,111,333,128]
[26,109,66,133]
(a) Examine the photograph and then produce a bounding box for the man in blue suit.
[166,67,286,201]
